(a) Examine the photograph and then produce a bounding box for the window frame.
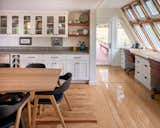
[122,0,160,52]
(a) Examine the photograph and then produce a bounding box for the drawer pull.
[74,57,81,59]
[51,57,59,59]
[144,76,147,79]
[137,61,140,63]
[28,57,35,59]
[144,65,147,67]
[137,72,140,74]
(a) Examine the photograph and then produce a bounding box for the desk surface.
[0,68,61,92]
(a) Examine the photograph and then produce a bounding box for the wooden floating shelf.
[68,23,89,26]
[68,34,89,37]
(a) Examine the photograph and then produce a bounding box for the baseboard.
[89,80,96,85]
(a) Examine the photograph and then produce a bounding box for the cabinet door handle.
[74,57,81,59]
[51,57,59,59]
[144,76,147,79]
[137,72,139,74]
[28,57,35,59]
[137,61,140,63]
[144,65,147,67]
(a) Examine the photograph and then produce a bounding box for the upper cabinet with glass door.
[12,16,19,35]
[46,14,68,37]
[24,16,32,35]
[58,16,66,35]
[35,16,43,35]
[47,16,54,35]
[0,16,7,35]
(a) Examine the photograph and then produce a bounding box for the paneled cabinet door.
[68,61,89,81]
[23,16,33,35]
[34,16,43,35]
[11,16,20,35]
[0,16,8,35]
[49,61,65,75]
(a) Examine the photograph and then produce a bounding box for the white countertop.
[129,49,160,62]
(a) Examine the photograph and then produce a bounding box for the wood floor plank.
[22,66,160,128]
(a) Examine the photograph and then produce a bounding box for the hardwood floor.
[25,66,160,128]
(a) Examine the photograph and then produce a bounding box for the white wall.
[96,8,137,66]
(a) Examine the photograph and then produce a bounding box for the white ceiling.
[0,0,131,11]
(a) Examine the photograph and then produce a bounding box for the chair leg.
[27,99,31,128]
[49,96,67,128]
[15,97,30,128]
[64,93,72,111]
[32,95,39,128]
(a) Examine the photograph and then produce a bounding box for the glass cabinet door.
[47,16,54,35]
[0,16,7,34]
[58,16,65,35]
[35,16,42,35]
[24,16,31,34]
[12,16,19,34]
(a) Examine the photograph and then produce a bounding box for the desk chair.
[124,49,135,74]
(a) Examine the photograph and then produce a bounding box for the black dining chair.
[0,63,10,68]
[0,63,31,128]
[26,63,72,128]
[0,92,31,128]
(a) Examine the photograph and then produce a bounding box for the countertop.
[129,49,160,62]
[0,47,89,55]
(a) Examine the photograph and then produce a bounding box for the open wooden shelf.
[68,23,89,26]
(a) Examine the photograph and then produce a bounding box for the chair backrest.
[0,63,10,68]
[0,93,26,120]
[26,63,46,68]
[124,49,135,63]
[54,73,72,95]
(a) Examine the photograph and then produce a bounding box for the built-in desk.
[128,49,160,92]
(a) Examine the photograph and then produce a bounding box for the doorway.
[96,23,111,65]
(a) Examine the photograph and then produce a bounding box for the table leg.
[32,95,39,128]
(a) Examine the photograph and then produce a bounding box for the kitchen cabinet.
[135,56,151,89]
[0,12,68,37]
[0,16,8,35]
[120,49,125,69]
[67,55,89,81]
[11,54,89,82]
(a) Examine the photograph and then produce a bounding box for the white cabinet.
[0,12,68,37]
[17,54,89,82]
[120,49,125,69]
[135,56,151,90]
[67,55,89,81]
[19,54,46,68]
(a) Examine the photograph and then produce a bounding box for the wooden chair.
[26,63,72,128]
[0,93,31,128]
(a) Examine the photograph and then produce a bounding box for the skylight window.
[134,25,152,49]
[133,4,146,19]
[154,22,160,34]
[143,24,160,50]
[144,0,159,16]
[126,8,136,21]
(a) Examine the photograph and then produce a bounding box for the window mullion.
[141,25,156,50]
[153,0,160,13]
[133,26,147,48]
[140,0,150,19]
[151,23,160,39]
[130,5,139,22]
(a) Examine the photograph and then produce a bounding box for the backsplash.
[0,36,89,47]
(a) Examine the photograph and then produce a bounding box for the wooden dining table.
[0,68,61,128]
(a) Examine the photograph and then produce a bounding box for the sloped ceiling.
[0,0,131,11]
